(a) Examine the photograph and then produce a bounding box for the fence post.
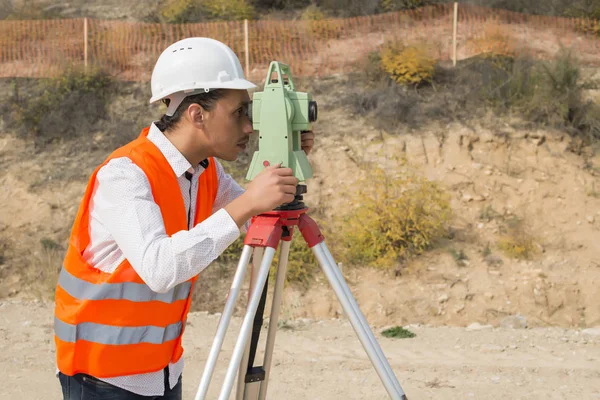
[84,17,88,70]
[244,19,249,78]
[452,2,458,67]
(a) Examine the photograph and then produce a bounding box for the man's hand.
[224,164,298,227]
[301,130,315,155]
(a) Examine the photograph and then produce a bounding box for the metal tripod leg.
[311,242,407,400]
[195,245,254,400]
[319,242,406,397]
[236,248,265,400]
[236,238,291,400]
[218,247,278,400]
[258,238,291,400]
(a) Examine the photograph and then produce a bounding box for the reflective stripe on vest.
[58,268,191,303]
[54,317,182,345]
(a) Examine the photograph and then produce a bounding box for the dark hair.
[155,89,226,132]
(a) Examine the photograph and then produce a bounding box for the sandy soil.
[1,299,599,400]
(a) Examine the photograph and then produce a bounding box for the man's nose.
[243,118,253,135]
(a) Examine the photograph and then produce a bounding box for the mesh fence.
[0,3,598,81]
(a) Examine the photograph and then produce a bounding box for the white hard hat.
[150,37,256,116]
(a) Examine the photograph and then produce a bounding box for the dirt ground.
[1,299,599,400]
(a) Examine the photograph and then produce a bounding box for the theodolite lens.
[309,101,318,122]
[245,101,253,123]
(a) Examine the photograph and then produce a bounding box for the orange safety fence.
[0,3,598,82]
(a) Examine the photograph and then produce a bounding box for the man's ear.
[187,103,205,128]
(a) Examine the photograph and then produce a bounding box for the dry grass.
[27,242,64,301]
[496,216,538,260]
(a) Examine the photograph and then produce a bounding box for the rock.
[484,292,494,300]
[466,323,493,331]
[461,194,473,202]
[474,196,485,201]
[500,315,528,329]
[587,216,595,224]
[477,223,485,229]
[484,170,493,176]
[454,304,465,313]
[582,327,600,336]
[438,294,449,303]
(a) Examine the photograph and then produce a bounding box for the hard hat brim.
[149,78,257,104]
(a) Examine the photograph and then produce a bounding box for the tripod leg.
[218,247,278,400]
[258,237,292,400]
[312,242,407,400]
[319,242,406,397]
[195,245,254,400]
[237,248,265,400]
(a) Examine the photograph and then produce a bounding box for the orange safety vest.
[54,127,218,378]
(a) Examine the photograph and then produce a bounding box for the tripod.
[194,188,407,400]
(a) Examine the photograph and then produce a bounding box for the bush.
[363,50,389,84]
[482,49,600,142]
[381,326,416,338]
[203,0,256,20]
[380,42,436,86]
[346,49,600,142]
[254,0,311,10]
[338,165,452,271]
[496,217,537,260]
[301,5,340,39]
[316,0,380,17]
[2,0,63,20]
[377,0,430,13]
[156,0,255,23]
[10,67,113,147]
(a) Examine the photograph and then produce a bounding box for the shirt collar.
[147,123,194,178]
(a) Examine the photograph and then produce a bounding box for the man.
[54,37,315,399]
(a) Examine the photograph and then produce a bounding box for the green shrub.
[496,217,537,260]
[380,42,436,86]
[377,0,430,13]
[254,0,311,10]
[381,326,416,338]
[338,166,452,270]
[203,0,256,20]
[157,0,200,23]
[156,0,255,23]
[483,49,600,142]
[10,67,113,147]
[317,0,379,17]
[3,0,63,20]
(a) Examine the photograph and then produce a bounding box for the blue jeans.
[58,371,182,400]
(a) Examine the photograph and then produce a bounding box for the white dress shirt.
[81,123,246,396]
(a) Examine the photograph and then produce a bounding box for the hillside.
[0,65,599,329]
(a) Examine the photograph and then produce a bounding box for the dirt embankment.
[1,75,600,330]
